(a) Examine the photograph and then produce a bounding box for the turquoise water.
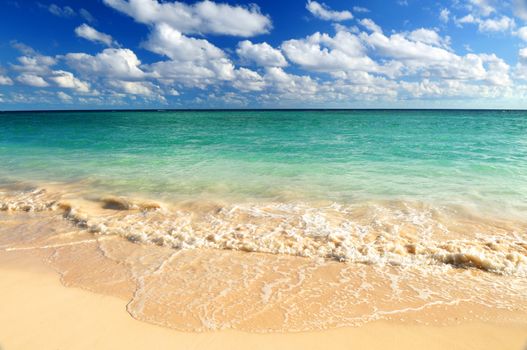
[1,110,526,213]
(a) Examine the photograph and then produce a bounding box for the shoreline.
[1,251,526,350]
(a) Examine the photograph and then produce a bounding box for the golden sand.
[1,185,527,348]
[1,252,526,350]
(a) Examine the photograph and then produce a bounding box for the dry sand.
[1,251,526,350]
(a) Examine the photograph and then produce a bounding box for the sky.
[1,0,527,109]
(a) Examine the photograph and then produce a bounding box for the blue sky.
[1,0,527,109]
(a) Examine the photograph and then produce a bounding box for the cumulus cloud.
[236,40,287,67]
[468,0,495,17]
[16,73,49,87]
[49,70,91,93]
[282,31,371,72]
[515,47,527,80]
[57,91,73,102]
[517,26,527,41]
[306,1,353,21]
[360,29,511,86]
[455,0,516,33]
[109,80,157,96]
[264,67,319,97]
[103,0,271,37]
[407,28,450,48]
[75,24,115,47]
[440,8,450,23]
[141,23,237,88]
[359,18,383,33]
[457,14,477,25]
[478,16,515,32]
[65,48,145,79]
[0,75,13,85]
[520,47,527,61]
[12,55,56,75]
[148,58,235,88]
[278,20,511,93]
[232,68,266,91]
[456,14,515,32]
[144,23,224,62]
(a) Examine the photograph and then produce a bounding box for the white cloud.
[109,80,156,96]
[479,53,511,86]
[65,48,145,79]
[13,55,56,75]
[360,30,511,86]
[306,1,353,21]
[520,47,527,62]
[148,59,234,88]
[75,24,115,47]
[477,16,515,32]
[517,26,527,41]
[361,31,453,62]
[0,75,13,85]
[9,50,93,93]
[232,68,266,91]
[57,91,72,102]
[468,0,495,17]
[236,40,287,67]
[143,23,236,88]
[440,8,450,23]
[456,13,515,33]
[49,70,91,93]
[408,28,450,48]
[167,88,179,96]
[144,23,224,62]
[353,6,369,13]
[16,73,49,87]
[47,4,76,18]
[457,14,476,24]
[515,48,527,80]
[359,18,383,33]
[282,30,379,75]
[264,67,319,97]
[103,0,271,37]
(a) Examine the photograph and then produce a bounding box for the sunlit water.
[1,110,526,211]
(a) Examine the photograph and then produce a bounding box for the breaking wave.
[2,186,526,277]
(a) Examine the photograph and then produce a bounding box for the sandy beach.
[1,249,526,350]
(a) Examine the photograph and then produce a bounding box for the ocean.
[1,109,526,208]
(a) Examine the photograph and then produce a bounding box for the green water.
[1,110,526,212]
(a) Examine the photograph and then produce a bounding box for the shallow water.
[1,110,526,211]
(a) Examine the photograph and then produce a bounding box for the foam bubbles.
[2,186,526,277]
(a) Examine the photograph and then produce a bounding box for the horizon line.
[2,108,527,113]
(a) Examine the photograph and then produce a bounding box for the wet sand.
[1,252,526,350]
[1,185,527,348]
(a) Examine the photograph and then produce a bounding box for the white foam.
[2,187,526,277]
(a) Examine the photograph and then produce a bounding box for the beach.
[1,250,526,350]
[1,110,526,348]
